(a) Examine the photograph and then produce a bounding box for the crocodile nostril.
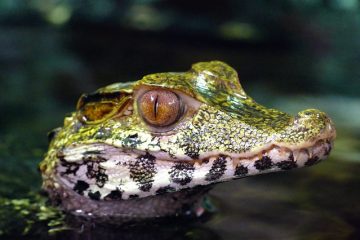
[296,109,329,120]
[294,109,336,139]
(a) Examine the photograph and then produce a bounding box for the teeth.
[231,140,333,172]
[312,144,325,158]
[305,148,313,158]
[294,149,309,163]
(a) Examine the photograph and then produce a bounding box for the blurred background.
[0,0,359,239]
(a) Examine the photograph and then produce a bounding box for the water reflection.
[56,218,220,240]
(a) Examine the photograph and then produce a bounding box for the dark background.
[0,1,359,239]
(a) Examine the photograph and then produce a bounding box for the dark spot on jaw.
[156,186,176,195]
[73,180,89,195]
[254,156,273,171]
[169,162,195,185]
[85,161,109,188]
[88,191,101,200]
[205,155,227,181]
[104,189,123,200]
[276,153,297,170]
[305,156,320,166]
[129,152,156,192]
[139,183,152,192]
[276,161,297,170]
[60,160,80,176]
[234,164,248,177]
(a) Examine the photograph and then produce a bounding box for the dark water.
[1,1,360,239]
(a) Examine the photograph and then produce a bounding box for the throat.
[47,183,212,223]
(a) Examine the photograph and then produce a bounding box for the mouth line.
[155,138,333,166]
[60,138,333,166]
[55,138,333,202]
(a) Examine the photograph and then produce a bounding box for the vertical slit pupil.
[154,95,159,119]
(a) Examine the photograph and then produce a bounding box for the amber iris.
[139,90,181,127]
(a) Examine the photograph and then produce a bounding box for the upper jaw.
[158,138,334,168]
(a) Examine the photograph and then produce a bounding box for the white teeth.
[307,148,313,159]
[295,150,309,164]
[312,144,325,158]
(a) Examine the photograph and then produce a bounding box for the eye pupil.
[154,95,158,119]
[139,90,182,127]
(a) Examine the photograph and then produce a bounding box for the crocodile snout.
[295,109,336,139]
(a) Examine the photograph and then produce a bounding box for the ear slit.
[77,92,124,110]
[76,91,132,124]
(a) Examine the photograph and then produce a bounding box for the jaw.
[54,137,334,202]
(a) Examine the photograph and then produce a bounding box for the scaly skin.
[40,61,336,222]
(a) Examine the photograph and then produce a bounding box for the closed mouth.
[55,138,333,201]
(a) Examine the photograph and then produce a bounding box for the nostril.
[296,109,336,138]
[297,109,327,120]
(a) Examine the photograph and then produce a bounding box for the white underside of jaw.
[56,139,333,200]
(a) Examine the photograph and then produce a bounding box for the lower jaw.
[45,139,332,224]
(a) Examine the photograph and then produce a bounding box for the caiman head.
[40,61,336,203]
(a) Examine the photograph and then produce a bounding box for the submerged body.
[40,61,335,222]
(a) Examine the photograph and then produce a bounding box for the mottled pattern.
[205,156,227,181]
[86,161,108,187]
[234,164,249,177]
[254,156,273,171]
[275,154,297,170]
[73,180,89,195]
[104,189,123,200]
[169,162,195,185]
[130,153,156,192]
[40,61,336,219]
[88,191,101,200]
[53,140,333,201]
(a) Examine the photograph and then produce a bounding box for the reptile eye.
[138,90,182,127]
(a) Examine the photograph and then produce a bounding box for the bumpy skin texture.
[40,61,336,222]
